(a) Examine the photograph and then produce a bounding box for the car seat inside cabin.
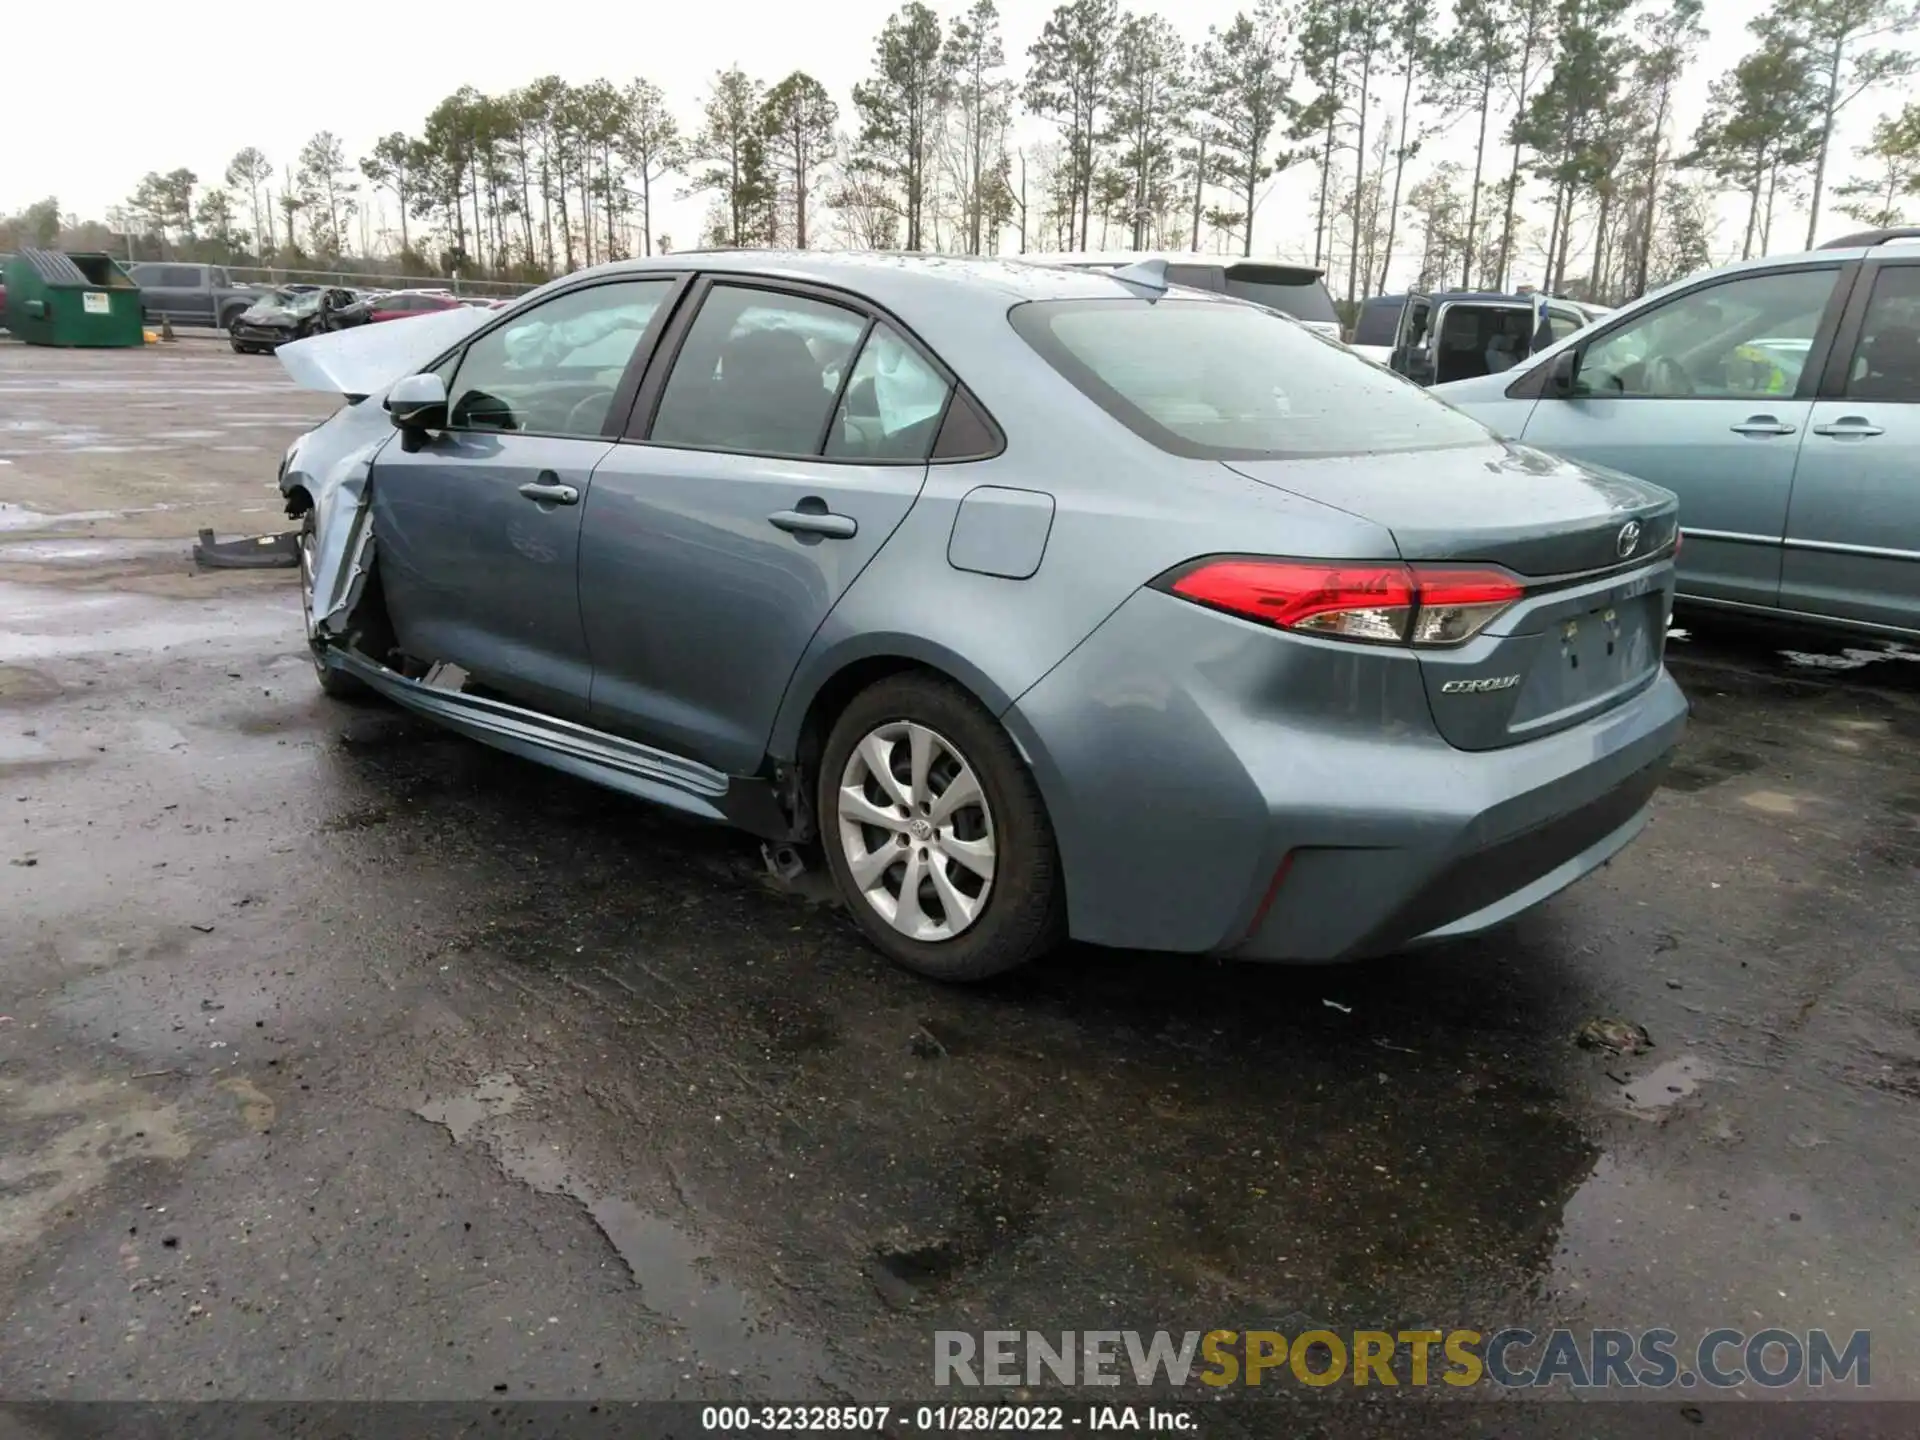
[1433,306,1531,384]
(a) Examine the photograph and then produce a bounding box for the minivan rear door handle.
[1811,416,1885,438]
[1729,415,1797,436]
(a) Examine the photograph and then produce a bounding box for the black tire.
[817,673,1064,982]
[299,511,368,701]
[230,336,248,354]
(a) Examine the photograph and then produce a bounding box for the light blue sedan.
[272,251,1686,982]
[1434,228,1920,642]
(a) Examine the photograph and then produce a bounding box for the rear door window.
[1010,297,1492,459]
[823,323,954,462]
[648,285,867,457]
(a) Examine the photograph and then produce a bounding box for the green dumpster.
[4,249,144,348]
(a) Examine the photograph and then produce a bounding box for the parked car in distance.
[276,250,1686,982]
[1351,291,1597,380]
[1433,226,1920,643]
[1037,251,1344,341]
[229,287,368,352]
[367,290,466,323]
[127,262,261,330]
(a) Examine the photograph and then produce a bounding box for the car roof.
[526,250,1252,311]
[1422,289,1558,305]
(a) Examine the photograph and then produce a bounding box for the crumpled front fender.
[308,443,383,638]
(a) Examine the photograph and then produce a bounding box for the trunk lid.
[1226,442,1679,752]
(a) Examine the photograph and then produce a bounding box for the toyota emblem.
[1616,521,1641,559]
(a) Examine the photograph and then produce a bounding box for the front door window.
[446,280,675,437]
[1575,269,1839,399]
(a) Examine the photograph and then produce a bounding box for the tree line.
[5,0,1917,308]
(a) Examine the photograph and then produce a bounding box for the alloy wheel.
[835,721,997,942]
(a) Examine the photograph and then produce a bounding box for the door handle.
[1729,416,1797,436]
[1811,417,1885,438]
[518,478,579,505]
[769,507,857,539]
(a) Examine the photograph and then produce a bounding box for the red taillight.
[1162,558,1524,647]
[1674,529,1683,558]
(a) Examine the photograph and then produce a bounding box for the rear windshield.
[1221,269,1340,325]
[1351,299,1403,346]
[1009,298,1493,460]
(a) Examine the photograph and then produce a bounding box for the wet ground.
[2,340,1918,1435]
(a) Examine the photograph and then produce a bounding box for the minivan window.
[1011,298,1492,460]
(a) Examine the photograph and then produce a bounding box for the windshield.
[254,289,318,314]
[1009,297,1493,460]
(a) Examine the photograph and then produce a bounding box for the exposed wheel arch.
[782,653,1060,897]
[282,485,314,520]
[774,638,1018,774]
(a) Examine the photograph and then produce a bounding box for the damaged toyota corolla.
[275,252,1687,982]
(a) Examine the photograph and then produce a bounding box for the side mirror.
[386,372,448,431]
[1546,349,1579,397]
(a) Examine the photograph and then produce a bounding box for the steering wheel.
[563,393,611,435]
[1644,355,1694,397]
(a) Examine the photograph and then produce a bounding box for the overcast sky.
[3,0,1895,283]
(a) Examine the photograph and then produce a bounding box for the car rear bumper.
[1004,587,1688,962]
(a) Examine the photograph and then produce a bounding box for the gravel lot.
[2,337,1917,1435]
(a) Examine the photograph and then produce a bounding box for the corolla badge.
[1616,520,1642,558]
[1440,674,1521,694]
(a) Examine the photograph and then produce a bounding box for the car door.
[165,266,208,324]
[580,278,952,774]
[1780,258,1920,635]
[1391,295,1435,382]
[1542,304,1587,351]
[129,264,172,322]
[185,267,217,324]
[1512,263,1850,611]
[370,275,683,721]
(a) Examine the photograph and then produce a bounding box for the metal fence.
[226,265,539,298]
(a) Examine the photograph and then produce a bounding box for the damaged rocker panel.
[327,647,788,832]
